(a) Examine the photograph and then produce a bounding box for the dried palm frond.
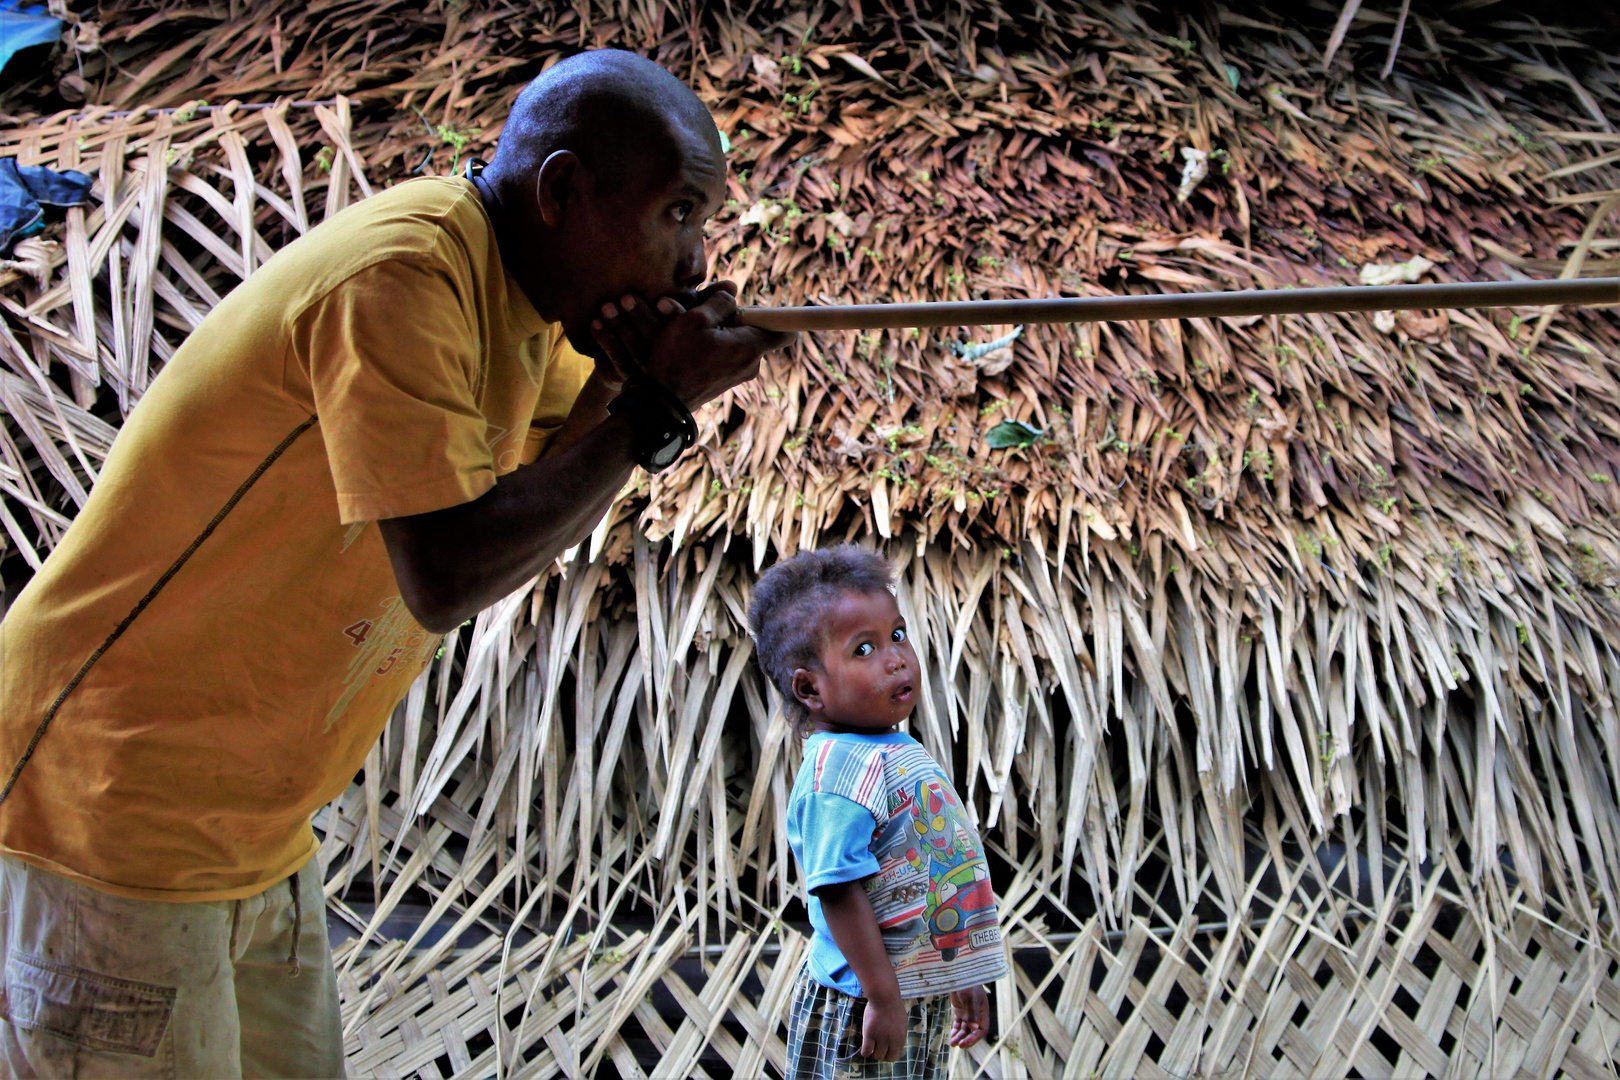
[1,2,1619,1077]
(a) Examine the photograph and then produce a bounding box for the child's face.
[791,589,918,734]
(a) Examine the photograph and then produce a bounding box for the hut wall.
[0,3,1618,1076]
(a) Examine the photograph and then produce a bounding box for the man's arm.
[377,409,637,633]
[814,880,908,1061]
[539,369,619,460]
[379,285,784,633]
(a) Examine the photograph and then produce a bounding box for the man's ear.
[534,149,587,228]
[791,667,824,714]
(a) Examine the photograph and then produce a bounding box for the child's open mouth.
[892,683,914,704]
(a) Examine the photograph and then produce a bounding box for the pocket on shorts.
[1,950,175,1056]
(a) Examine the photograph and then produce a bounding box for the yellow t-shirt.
[0,177,592,901]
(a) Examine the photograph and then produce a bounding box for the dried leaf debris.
[0,2,1619,1077]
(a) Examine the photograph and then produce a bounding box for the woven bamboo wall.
[0,3,1618,1076]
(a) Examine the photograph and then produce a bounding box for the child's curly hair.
[747,544,895,731]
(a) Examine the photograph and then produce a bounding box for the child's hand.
[860,996,908,1061]
[948,986,990,1048]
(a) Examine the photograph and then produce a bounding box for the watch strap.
[608,378,697,472]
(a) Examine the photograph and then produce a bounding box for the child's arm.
[949,985,990,1047]
[814,880,908,1061]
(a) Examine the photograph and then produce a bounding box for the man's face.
[553,123,726,358]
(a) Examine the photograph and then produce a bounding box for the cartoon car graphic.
[928,871,998,961]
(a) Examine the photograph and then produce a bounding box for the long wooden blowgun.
[732,277,1620,332]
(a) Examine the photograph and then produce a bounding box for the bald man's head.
[476,50,728,357]
[488,50,721,196]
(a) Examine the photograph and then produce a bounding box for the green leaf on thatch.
[985,419,1043,449]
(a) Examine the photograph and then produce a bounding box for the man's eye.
[893,628,907,643]
[673,202,694,223]
[854,642,873,657]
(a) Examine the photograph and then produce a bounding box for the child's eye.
[892,627,907,643]
[854,642,873,657]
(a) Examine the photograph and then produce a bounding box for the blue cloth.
[0,0,62,78]
[788,766,884,996]
[0,157,92,252]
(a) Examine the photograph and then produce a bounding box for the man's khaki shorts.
[0,852,344,1078]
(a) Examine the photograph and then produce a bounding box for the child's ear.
[791,667,824,713]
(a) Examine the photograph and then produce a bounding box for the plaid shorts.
[783,964,950,1080]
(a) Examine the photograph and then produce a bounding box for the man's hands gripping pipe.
[590,280,780,407]
[379,283,789,633]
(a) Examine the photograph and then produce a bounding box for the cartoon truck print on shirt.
[929,866,998,960]
[906,777,1000,961]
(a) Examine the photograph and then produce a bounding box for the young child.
[749,545,1007,1079]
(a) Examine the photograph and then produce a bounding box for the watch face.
[651,432,684,469]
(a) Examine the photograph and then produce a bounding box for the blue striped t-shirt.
[786,730,1008,998]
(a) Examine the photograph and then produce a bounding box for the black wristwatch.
[607,378,697,472]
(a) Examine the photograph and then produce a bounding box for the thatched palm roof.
[2,1,1619,1076]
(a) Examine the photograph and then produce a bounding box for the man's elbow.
[379,518,476,634]
[397,584,469,636]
